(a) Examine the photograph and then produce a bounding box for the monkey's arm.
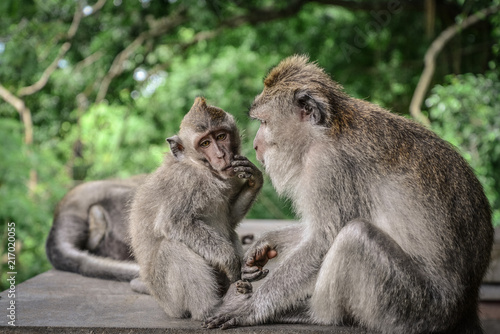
[242,224,304,281]
[205,236,322,329]
[166,219,242,282]
[229,155,263,223]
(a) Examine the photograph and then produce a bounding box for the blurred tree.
[427,70,500,228]
[0,0,499,289]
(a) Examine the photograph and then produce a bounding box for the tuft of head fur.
[264,55,325,88]
[259,55,354,134]
[180,97,229,134]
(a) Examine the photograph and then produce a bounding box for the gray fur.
[129,97,263,320]
[46,175,145,281]
[205,55,493,333]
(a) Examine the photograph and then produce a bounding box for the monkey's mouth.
[220,165,236,177]
[221,165,233,173]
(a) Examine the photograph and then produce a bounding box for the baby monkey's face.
[195,128,236,178]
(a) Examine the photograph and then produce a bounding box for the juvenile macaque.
[204,56,493,333]
[46,175,145,281]
[129,97,263,320]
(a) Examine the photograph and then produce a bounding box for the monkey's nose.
[216,149,225,159]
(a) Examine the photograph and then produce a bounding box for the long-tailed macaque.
[46,175,145,281]
[129,97,263,320]
[204,56,493,333]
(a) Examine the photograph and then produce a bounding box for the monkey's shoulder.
[350,106,455,156]
[132,159,232,216]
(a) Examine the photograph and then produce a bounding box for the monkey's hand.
[217,280,253,313]
[241,244,277,281]
[231,155,263,189]
[234,280,253,295]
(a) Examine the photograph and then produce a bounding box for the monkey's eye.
[200,140,210,148]
[216,133,227,141]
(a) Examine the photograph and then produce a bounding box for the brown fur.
[205,55,493,333]
[129,97,262,320]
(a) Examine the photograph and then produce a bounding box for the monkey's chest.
[200,203,234,237]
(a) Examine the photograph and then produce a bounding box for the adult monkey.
[204,55,493,333]
[130,97,262,320]
[46,175,145,281]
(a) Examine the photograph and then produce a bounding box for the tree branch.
[18,0,107,97]
[95,7,188,103]
[409,4,500,126]
[95,0,318,102]
[0,83,33,145]
[179,1,309,53]
[0,0,108,195]
[313,0,423,11]
[18,42,72,97]
[74,51,104,72]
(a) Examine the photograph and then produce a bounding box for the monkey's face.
[250,93,313,196]
[195,128,237,178]
[250,91,311,165]
[249,97,275,166]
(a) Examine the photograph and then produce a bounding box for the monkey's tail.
[46,215,139,282]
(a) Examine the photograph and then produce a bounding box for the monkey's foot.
[202,307,254,330]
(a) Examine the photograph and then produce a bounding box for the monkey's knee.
[152,244,223,320]
[87,205,108,250]
[311,219,437,331]
[310,219,397,324]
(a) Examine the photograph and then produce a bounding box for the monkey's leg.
[309,219,459,334]
[149,240,222,320]
[130,277,149,294]
[87,204,108,250]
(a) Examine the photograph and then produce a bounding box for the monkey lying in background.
[204,56,493,333]
[129,97,263,320]
[46,174,256,285]
[46,175,145,281]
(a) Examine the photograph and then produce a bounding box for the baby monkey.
[129,97,262,320]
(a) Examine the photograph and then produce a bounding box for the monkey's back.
[339,101,493,289]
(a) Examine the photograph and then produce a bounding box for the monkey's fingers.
[232,155,249,162]
[220,318,239,330]
[233,166,253,173]
[202,316,217,328]
[242,264,261,273]
[246,248,271,268]
[267,249,278,259]
[204,314,232,329]
[231,158,256,168]
[255,246,273,264]
[241,268,269,281]
[235,280,253,294]
[237,172,253,180]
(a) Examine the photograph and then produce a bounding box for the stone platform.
[0,269,369,333]
[1,220,500,333]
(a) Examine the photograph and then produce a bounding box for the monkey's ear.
[295,91,326,125]
[166,135,185,161]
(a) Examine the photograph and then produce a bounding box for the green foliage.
[427,70,500,226]
[0,120,66,289]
